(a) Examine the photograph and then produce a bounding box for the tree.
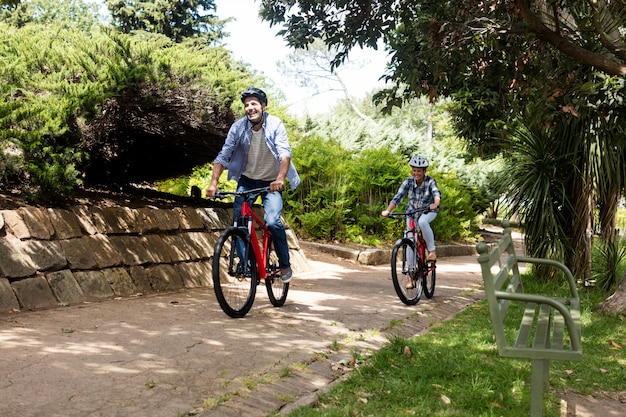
[259,0,626,312]
[105,0,227,43]
[0,0,99,30]
[279,40,375,121]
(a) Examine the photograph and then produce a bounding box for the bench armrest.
[494,290,583,352]
[516,256,579,299]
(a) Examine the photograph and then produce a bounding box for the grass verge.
[284,277,625,417]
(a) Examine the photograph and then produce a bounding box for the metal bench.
[475,221,582,417]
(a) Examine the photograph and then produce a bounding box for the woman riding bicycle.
[381,155,442,261]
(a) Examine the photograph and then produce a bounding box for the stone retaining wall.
[0,203,308,314]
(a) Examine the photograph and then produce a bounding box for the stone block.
[174,207,205,230]
[135,207,159,234]
[47,208,83,239]
[0,238,38,278]
[59,238,98,269]
[177,261,212,288]
[84,234,123,268]
[73,270,115,299]
[357,248,390,266]
[69,205,98,235]
[109,235,153,266]
[27,240,68,272]
[177,233,205,260]
[1,210,30,239]
[142,235,173,264]
[145,264,184,292]
[286,228,301,250]
[150,209,179,231]
[290,249,311,272]
[196,207,231,231]
[183,231,215,259]
[12,276,58,311]
[90,206,138,234]
[0,278,20,313]
[128,265,153,293]
[160,234,194,262]
[102,267,137,296]
[46,269,84,304]
[18,207,55,239]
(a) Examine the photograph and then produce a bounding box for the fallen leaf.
[61,328,74,333]
[441,394,451,404]
[403,346,411,357]
[564,369,575,375]
[358,397,368,404]
[600,368,609,374]
[608,339,622,349]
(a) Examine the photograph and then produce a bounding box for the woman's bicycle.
[388,210,437,305]
[211,187,288,318]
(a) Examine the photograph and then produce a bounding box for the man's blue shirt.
[214,112,300,189]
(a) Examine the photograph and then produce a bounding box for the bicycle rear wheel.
[423,260,436,299]
[391,238,422,305]
[212,227,257,318]
[265,237,289,306]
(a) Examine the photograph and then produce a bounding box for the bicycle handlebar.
[212,186,271,199]
[387,208,431,218]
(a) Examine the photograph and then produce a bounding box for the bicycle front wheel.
[265,236,289,306]
[212,227,257,318]
[423,260,436,299]
[391,238,422,305]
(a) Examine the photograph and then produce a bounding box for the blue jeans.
[233,176,290,269]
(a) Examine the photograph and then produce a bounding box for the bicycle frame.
[238,199,273,279]
[406,217,429,269]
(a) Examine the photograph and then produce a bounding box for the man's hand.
[270,179,284,192]
[205,184,218,197]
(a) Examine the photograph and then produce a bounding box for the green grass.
[285,277,625,417]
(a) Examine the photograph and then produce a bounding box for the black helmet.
[241,87,268,105]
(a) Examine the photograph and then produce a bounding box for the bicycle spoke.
[212,228,257,318]
[391,239,422,305]
[265,236,289,306]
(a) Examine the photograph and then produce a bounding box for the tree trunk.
[567,175,593,280]
[598,186,620,240]
[597,269,626,315]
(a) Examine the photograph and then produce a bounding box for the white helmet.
[409,155,429,168]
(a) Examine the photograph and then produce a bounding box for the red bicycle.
[211,187,288,318]
[388,210,437,305]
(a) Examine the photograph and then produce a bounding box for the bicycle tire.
[422,260,436,299]
[265,236,289,306]
[212,227,257,318]
[391,238,422,305]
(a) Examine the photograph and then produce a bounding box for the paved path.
[0,249,486,417]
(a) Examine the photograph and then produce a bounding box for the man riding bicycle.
[206,87,300,283]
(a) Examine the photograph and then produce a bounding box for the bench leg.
[529,359,549,417]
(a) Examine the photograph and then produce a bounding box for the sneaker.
[280,267,293,283]
[426,251,437,261]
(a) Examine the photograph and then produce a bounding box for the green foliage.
[0,18,254,193]
[285,134,352,240]
[591,235,626,293]
[0,0,100,30]
[105,0,228,44]
[282,132,484,244]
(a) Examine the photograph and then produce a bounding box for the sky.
[213,0,390,115]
